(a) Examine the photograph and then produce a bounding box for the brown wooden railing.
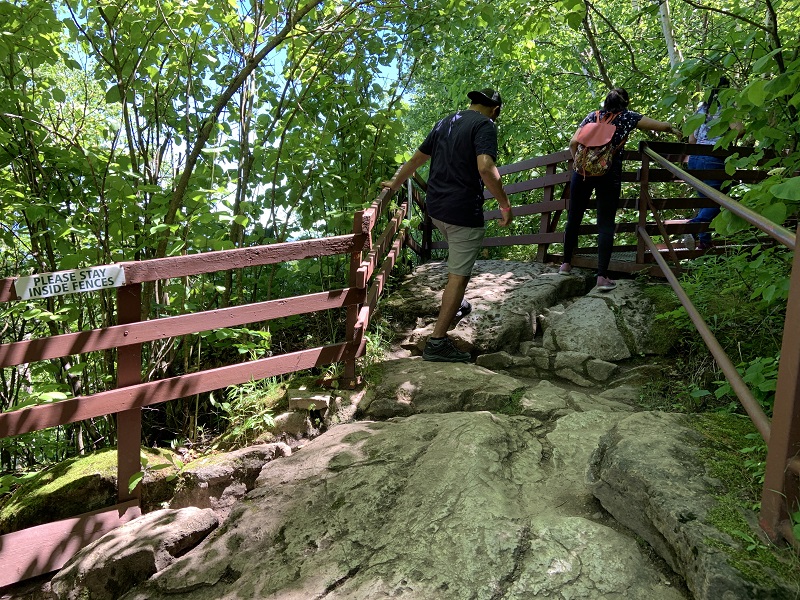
[0,185,406,586]
[638,141,799,552]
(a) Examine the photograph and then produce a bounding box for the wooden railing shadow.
[0,185,406,587]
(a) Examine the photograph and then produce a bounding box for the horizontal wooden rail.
[0,235,367,303]
[485,171,571,199]
[0,341,355,438]
[0,288,365,367]
[497,150,572,176]
[640,168,768,184]
[431,232,563,250]
[641,143,796,250]
[0,500,140,587]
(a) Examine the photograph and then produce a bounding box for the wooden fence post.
[344,211,365,382]
[536,162,558,263]
[116,283,142,503]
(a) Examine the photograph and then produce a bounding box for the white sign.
[14,265,127,300]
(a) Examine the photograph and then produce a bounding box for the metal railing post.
[760,223,800,545]
[637,150,650,266]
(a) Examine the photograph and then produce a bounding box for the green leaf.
[52,88,66,102]
[761,202,787,225]
[745,80,767,106]
[770,178,800,202]
[105,84,122,104]
[128,472,144,493]
[752,48,783,74]
[147,463,174,471]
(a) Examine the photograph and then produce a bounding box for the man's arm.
[380,150,430,191]
[477,154,513,227]
[569,127,581,159]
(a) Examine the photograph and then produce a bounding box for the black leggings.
[563,169,622,278]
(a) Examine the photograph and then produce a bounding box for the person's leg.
[432,273,470,338]
[561,171,592,271]
[595,171,621,283]
[424,220,483,362]
[687,154,724,246]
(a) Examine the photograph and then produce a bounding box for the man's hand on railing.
[498,206,513,227]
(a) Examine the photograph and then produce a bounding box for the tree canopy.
[1,0,798,468]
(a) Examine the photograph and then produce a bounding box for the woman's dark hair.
[603,88,630,112]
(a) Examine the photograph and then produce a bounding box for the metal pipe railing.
[638,226,772,442]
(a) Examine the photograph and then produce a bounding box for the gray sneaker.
[682,233,696,251]
[423,337,471,363]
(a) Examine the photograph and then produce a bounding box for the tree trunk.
[658,0,682,68]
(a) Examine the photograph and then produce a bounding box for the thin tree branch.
[158,0,325,259]
[676,0,770,33]
[587,1,643,76]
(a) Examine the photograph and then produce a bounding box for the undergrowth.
[644,237,790,418]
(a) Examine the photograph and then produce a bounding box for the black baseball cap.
[467,88,502,107]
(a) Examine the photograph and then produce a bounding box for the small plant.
[792,509,800,542]
[739,432,767,492]
[127,451,184,494]
[210,378,280,450]
[713,355,780,417]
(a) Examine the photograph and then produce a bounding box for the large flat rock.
[121,413,684,600]
[587,412,797,600]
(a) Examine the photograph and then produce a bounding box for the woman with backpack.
[558,87,682,291]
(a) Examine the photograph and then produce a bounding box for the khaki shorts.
[432,218,486,277]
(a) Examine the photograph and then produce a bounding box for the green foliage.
[128,450,185,494]
[3,0,800,495]
[209,379,281,450]
[653,240,788,414]
[693,414,800,588]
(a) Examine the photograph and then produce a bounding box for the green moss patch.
[691,413,800,588]
[0,447,176,534]
[641,283,682,355]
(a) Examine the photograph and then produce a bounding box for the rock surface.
[50,508,218,600]
[169,443,291,522]
[6,260,795,600]
[588,412,798,600]
[120,414,685,600]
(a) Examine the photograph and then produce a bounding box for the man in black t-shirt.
[381,88,513,362]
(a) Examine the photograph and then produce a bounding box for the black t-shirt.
[419,109,498,227]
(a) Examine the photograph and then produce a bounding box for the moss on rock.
[0,447,178,534]
[641,283,682,355]
[692,413,800,589]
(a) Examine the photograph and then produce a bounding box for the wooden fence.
[0,184,406,587]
